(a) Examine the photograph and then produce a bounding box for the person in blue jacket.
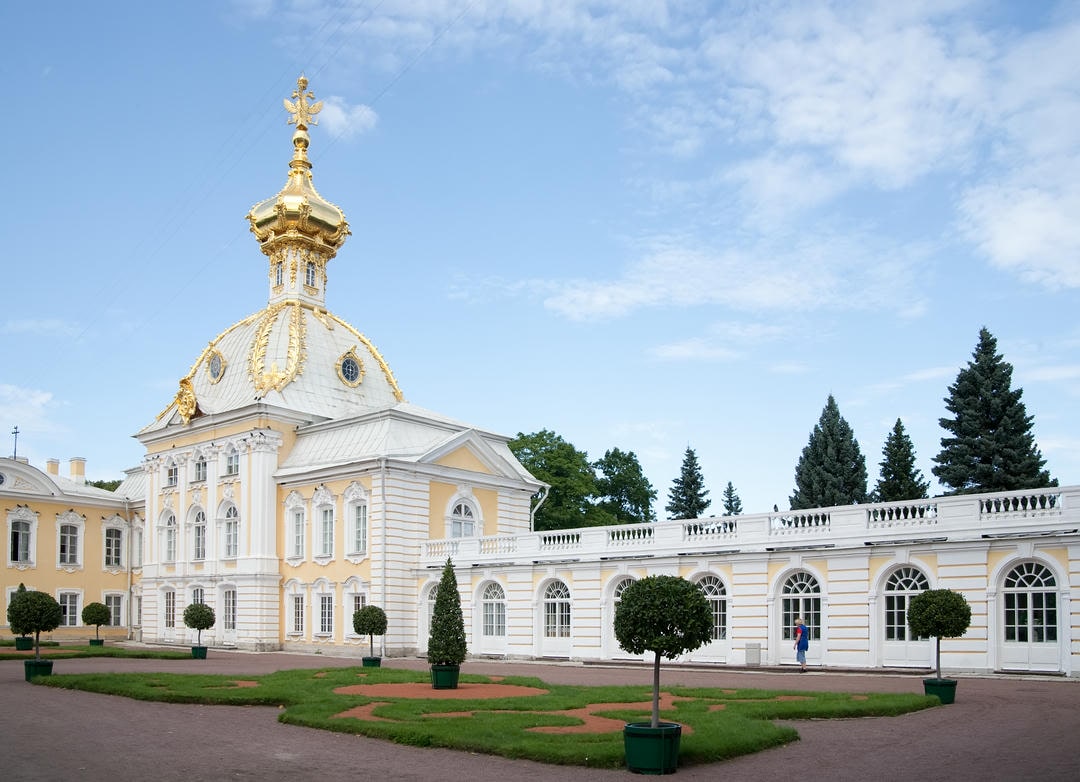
[794,617,809,672]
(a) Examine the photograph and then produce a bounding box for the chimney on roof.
[69,457,86,481]
[47,458,60,476]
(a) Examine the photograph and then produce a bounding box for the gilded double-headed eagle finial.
[284,75,323,129]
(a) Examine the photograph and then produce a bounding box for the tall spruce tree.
[790,394,868,509]
[873,418,930,502]
[932,327,1055,494]
[721,481,743,516]
[666,447,710,519]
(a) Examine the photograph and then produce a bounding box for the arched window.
[450,501,476,538]
[192,510,206,561]
[305,261,317,287]
[164,514,177,562]
[482,582,506,637]
[884,567,929,641]
[543,580,571,638]
[1004,562,1057,643]
[781,572,821,641]
[223,506,239,559]
[697,575,728,640]
[613,577,635,605]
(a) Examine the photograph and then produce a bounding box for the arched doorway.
[881,567,931,668]
[1000,562,1061,672]
[780,571,822,667]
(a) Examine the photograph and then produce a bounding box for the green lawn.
[2,644,192,660]
[36,666,937,768]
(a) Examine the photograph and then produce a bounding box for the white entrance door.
[882,568,932,668]
[781,572,822,667]
[999,563,1061,673]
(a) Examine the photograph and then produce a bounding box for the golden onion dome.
[246,76,350,258]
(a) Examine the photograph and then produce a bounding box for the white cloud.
[318,97,378,139]
[0,384,62,435]
[649,338,740,362]
[1,318,81,338]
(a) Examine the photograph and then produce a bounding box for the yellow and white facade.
[4,77,1078,676]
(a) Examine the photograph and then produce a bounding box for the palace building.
[4,78,1078,676]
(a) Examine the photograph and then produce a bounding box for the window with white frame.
[164,590,176,628]
[292,594,305,634]
[885,567,930,641]
[305,261,316,288]
[193,456,207,482]
[223,506,239,559]
[59,592,80,626]
[353,592,367,618]
[58,515,82,566]
[543,580,571,638]
[105,594,122,626]
[292,510,305,558]
[104,527,123,568]
[163,514,177,562]
[223,588,237,631]
[275,262,284,287]
[450,500,476,538]
[781,572,821,641]
[696,575,728,641]
[319,594,334,635]
[192,510,207,561]
[192,587,204,604]
[132,526,143,567]
[482,582,506,637]
[9,517,34,564]
[224,448,239,476]
[1004,562,1058,643]
[166,463,178,487]
[349,503,368,556]
[319,507,334,558]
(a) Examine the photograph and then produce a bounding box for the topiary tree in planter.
[426,558,467,689]
[82,602,111,646]
[908,588,972,704]
[8,588,63,680]
[353,605,388,667]
[614,575,713,774]
[183,602,216,659]
[7,583,34,650]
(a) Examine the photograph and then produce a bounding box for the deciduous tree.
[593,448,657,524]
[509,429,598,530]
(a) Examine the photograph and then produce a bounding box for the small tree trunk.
[652,651,661,729]
[369,634,375,658]
[35,630,41,662]
[935,636,941,679]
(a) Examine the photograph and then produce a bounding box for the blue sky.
[2,1,1077,514]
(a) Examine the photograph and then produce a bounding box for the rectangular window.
[193,525,206,561]
[224,521,238,559]
[194,458,207,482]
[59,592,79,626]
[351,504,367,555]
[353,593,367,617]
[320,594,333,634]
[133,529,143,567]
[166,465,178,487]
[59,524,79,565]
[320,508,334,557]
[782,598,822,641]
[225,452,239,476]
[544,602,570,638]
[192,587,204,605]
[164,591,175,628]
[135,595,143,626]
[105,594,122,626]
[105,528,122,567]
[11,521,32,563]
[292,511,304,558]
[483,602,505,637]
[224,589,237,631]
[708,598,727,641]
[293,595,305,634]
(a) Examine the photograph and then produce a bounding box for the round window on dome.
[206,350,227,384]
[338,353,364,387]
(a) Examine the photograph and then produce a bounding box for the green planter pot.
[14,637,33,651]
[430,664,460,689]
[362,656,382,668]
[24,659,54,682]
[624,722,682,775]
[191,646,208,659]
[89,639,105,647]
[923,678,958,704]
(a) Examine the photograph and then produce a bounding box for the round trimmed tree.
[82,602,111,642]
[7,588,62,660]
[614,575,713,727]
[183,602,216,647]
[353,605,388,659]
[908,589,972,679]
